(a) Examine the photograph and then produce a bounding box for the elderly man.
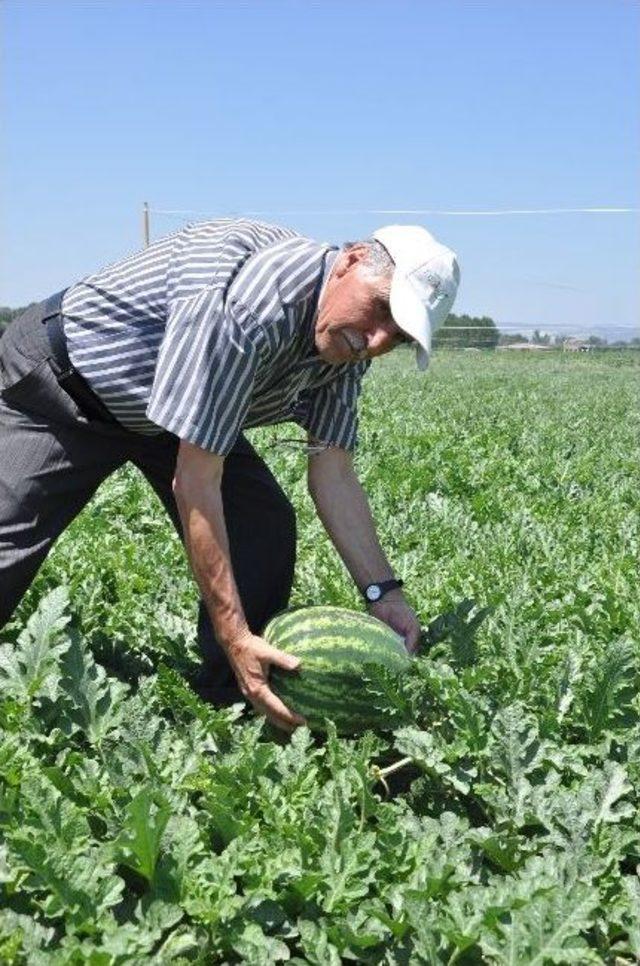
[0,219,459,730]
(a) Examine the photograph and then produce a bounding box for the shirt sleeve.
[146,290,260,455]
[292,361,370,451]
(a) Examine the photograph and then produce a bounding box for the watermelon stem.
[378,756,413,777]
[371,756,413,796]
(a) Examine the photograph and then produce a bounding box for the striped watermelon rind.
[265,605,411,734]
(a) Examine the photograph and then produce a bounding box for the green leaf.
[489,704,543,783]
[319,831,378,914]
[579,639,636,741]
[5,834,123,932]
[112,786,171,885]
[16,769,91,848]
[360,663,413,727]
[0,909,55,963]
[621,875,640,956]
[591,761,634,828]
[297,919,342,966]
[422,599,492,668]
[56,630,128,744]
[0,587,71,702]
[230,920,291,963]
[556,647,583,724]
[469,826,525,873]
[394,727,475,795]
[154,663,243,745]
[480,881,601,964]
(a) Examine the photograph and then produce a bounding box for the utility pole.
[142,202,150,248]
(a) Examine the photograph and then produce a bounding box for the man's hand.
[227,631,307,733]
[368,592,421,655]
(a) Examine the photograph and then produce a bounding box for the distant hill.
[585,324,639,345]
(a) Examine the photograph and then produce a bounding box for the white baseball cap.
[373,225,460,370]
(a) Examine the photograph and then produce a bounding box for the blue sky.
[2,0,638,337]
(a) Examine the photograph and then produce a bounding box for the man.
[0,219,459,731]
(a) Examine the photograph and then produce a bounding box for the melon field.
[1,349,638,964]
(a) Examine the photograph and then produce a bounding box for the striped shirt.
[62,219,370,454]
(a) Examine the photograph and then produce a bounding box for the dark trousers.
[0,297,297,704]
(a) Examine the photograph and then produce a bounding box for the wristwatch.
[362,578,404,604]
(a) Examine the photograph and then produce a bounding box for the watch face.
[366,585,382,602]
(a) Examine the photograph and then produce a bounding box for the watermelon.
[264,605,411,734]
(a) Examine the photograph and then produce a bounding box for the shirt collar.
[318,247,339,301]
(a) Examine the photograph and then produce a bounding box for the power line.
[440,324,638,330]
[149,205,639,218]
[455,345,639,350]
[138,204,638,337]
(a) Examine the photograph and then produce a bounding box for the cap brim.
[389,272,432,371]
[415,345,429,371]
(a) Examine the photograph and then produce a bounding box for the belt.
[42,292,119,424]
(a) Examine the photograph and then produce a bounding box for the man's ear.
[335,245,368,277]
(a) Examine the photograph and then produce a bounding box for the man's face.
[314,245,411,364]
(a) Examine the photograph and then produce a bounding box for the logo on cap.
[411,266,449,308]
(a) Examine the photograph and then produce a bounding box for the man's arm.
[306,444,420,653]
[173,440,305,731]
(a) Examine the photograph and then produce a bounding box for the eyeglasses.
[268,437,331,455]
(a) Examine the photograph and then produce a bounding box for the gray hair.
[342,239,394,282]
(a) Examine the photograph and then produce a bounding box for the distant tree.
[587,335,607,346]
[0,305,32,332]
[499,332,530,346]
[531,329,551,346]
[434,313,499,350]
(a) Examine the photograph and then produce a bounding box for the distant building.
[562,338,593,352]
[497,343,552,351]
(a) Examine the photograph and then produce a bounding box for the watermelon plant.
[1,349,638,962]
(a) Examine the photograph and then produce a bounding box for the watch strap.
[363,578,404,603]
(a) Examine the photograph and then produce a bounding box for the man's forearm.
[308,449,420,654]
[173,481,250,650]
[172,441,305,730]
[308,455,396,591]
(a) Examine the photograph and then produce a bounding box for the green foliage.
[0,587,71,704]
[433,312,500,349]
[0,304,33,332]
[1,351,638,960]
[112,786,171,885]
